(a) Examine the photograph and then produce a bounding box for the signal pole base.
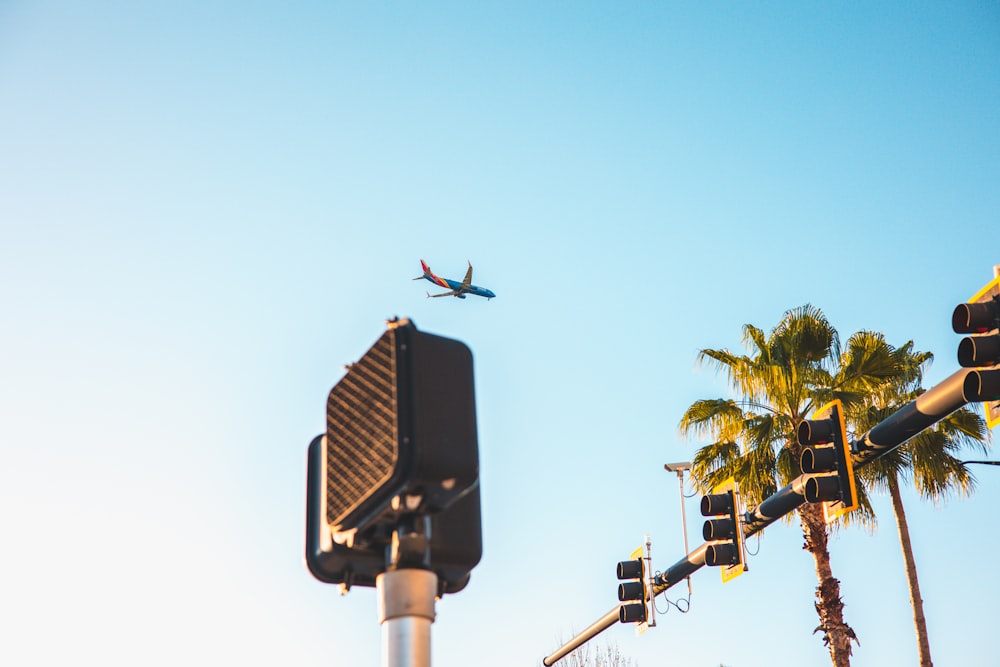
[377,569,438,667]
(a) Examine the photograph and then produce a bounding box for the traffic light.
[305,318,483,594]
[700,480,745,580]
[797,399,857,521]
[953,279,1000,416]
[324,318,479,544]
[616,550,648,624]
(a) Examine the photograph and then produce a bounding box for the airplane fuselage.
[423,275,496,299]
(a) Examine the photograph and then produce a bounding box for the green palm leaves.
[681,305,942,508]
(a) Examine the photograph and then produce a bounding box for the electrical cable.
[745,531,761,557]
[651,571,691,614]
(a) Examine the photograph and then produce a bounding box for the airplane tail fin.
[413,259,431,280]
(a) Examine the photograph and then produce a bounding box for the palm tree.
[849,345,990,667]
[679,306,910,667]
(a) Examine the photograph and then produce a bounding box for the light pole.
[663,462,693,598]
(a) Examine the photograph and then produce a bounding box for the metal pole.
[664,462,694,597]
[377,568,437,667]
[541,607,620,666]
[542,367,977,666]
[674,469,693,598]
[676,473,690,556]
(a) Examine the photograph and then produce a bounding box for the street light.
[663,462,693,598]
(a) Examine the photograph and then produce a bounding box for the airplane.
[413,259,496,300]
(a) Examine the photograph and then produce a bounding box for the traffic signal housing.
[700,479,746,582]
[616,551,648,624]
[797,399,857,522]
[953,279,1000,418]
[324,318,479,545]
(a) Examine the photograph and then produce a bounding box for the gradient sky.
[2,3,999,666]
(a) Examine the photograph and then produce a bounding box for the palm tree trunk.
[799,501,857,667]
[887,472,933,667]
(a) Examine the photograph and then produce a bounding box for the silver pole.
[675,470,693,597]
[377,569,438,667]
[664,462,693,597]
[676,473,690,556]
[541,607,621,666]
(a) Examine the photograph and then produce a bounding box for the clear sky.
[2,2,998,666]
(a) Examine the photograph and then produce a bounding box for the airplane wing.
[427,290,457,298]
[460,262,473,289]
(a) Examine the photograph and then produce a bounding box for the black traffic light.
[325,318,479,542]
[700,485,744,569]
[616,557,648,624]
[797,399,858,519]
[305,318,483,594]
[953,294,1000,403]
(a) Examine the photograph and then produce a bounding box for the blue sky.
[2,2,999,666]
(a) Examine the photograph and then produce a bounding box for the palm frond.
[858,445,910,492]
[742,324,769,360]
[775,443,798,487]
[735,440,778,506]
[691,440,742,493]
[831,471,877,533]
[933,406,990,454]
[678,398,745,443]
[849,472,877,531]
[697,348,765,401]
[772,304,838,368]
